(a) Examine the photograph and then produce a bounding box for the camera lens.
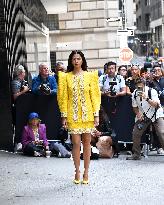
[137,123,143,130]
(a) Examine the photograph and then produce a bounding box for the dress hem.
[68,128,96,135]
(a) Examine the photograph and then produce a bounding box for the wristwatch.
[146,97,149,102]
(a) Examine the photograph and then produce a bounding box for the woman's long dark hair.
[67,50,88,72]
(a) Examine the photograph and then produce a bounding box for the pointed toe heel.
[73,179,81,184]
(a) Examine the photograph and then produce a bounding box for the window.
[50,52,56,70]
[47,14,59,31]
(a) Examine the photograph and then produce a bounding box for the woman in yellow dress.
[57,50,101,184]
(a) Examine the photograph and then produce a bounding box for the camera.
[136,86,143,97]
[137,123,144,130]
[137,115,150,130]
[39,83,51,95]
[20,80,29,91]
[125,78,131,88]
[109,81,117,96]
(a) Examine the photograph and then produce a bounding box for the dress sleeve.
[90,71,101,116]
[57,72,68,117]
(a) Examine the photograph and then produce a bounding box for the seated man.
[32,63,57,95]
[127,78,164,160]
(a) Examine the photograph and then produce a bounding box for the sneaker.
[157,148,164,155]
[34,151,41,157]
[15,143,22,152]
[126,151,132,155]
[126,155,141,160]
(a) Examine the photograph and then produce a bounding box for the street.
[0,151,164,205]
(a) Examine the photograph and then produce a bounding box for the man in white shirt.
[99,61,126,96]
[127,78,164,160]
[99,61,126,114]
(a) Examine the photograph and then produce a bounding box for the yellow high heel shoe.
[73,170,81,184]
[73,179,81,184]
[82,179,89,184]
[82,174,89,184]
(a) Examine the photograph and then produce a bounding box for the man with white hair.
[11,65,30,100]
[11,64,30,152]
[32,63,57,95]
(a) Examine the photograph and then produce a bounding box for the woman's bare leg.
[71,134,81,180]
[82,133,91,181]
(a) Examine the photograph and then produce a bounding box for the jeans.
[23,143,45,156]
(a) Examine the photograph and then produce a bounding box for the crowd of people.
[11,50,164,184]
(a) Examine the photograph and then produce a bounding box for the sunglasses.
[120,69,127,71]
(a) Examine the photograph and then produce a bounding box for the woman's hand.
[92,130,102,137]
[61,117,68,129]
[136,112,144,121]
[94,116,99,127]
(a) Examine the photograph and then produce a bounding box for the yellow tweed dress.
[57,71,101,134]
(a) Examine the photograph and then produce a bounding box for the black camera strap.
[141,104,157,122]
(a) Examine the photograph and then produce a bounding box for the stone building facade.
[50,0,121,69]
[150,0,164,57]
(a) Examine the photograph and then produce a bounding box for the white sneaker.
[34,151,41,157]
[91,146,99,154]
[157,148,164,154]
[16,143,22,152]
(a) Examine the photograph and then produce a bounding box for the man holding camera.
[149,64,164,107]
[32,63,57,95]
[99,61,126,114]
[127,78,164,160]
[99,61,126,135]
[148,64,164,154]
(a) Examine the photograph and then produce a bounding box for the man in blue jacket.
[32,63,57,95]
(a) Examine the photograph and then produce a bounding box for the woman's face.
[30,118,39,126]
[153,66,162,79]
[131,66,140,77]
[119,67,127,77]
[72,54,83,69]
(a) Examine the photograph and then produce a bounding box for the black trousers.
[23,143,45,156]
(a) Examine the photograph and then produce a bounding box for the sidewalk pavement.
[0,151,164,205]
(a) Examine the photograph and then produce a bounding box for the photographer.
[149,64,164,107]
[148,64,164,154]
[99,61,126,123]
[11,65,30,151]
[32,63,57,95]
[127,78,164,160]
[11,65,30,100]
[125,64,140,95]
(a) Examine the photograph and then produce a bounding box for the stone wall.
[51,0,121,69]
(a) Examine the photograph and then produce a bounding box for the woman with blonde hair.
[57,50,101,184]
